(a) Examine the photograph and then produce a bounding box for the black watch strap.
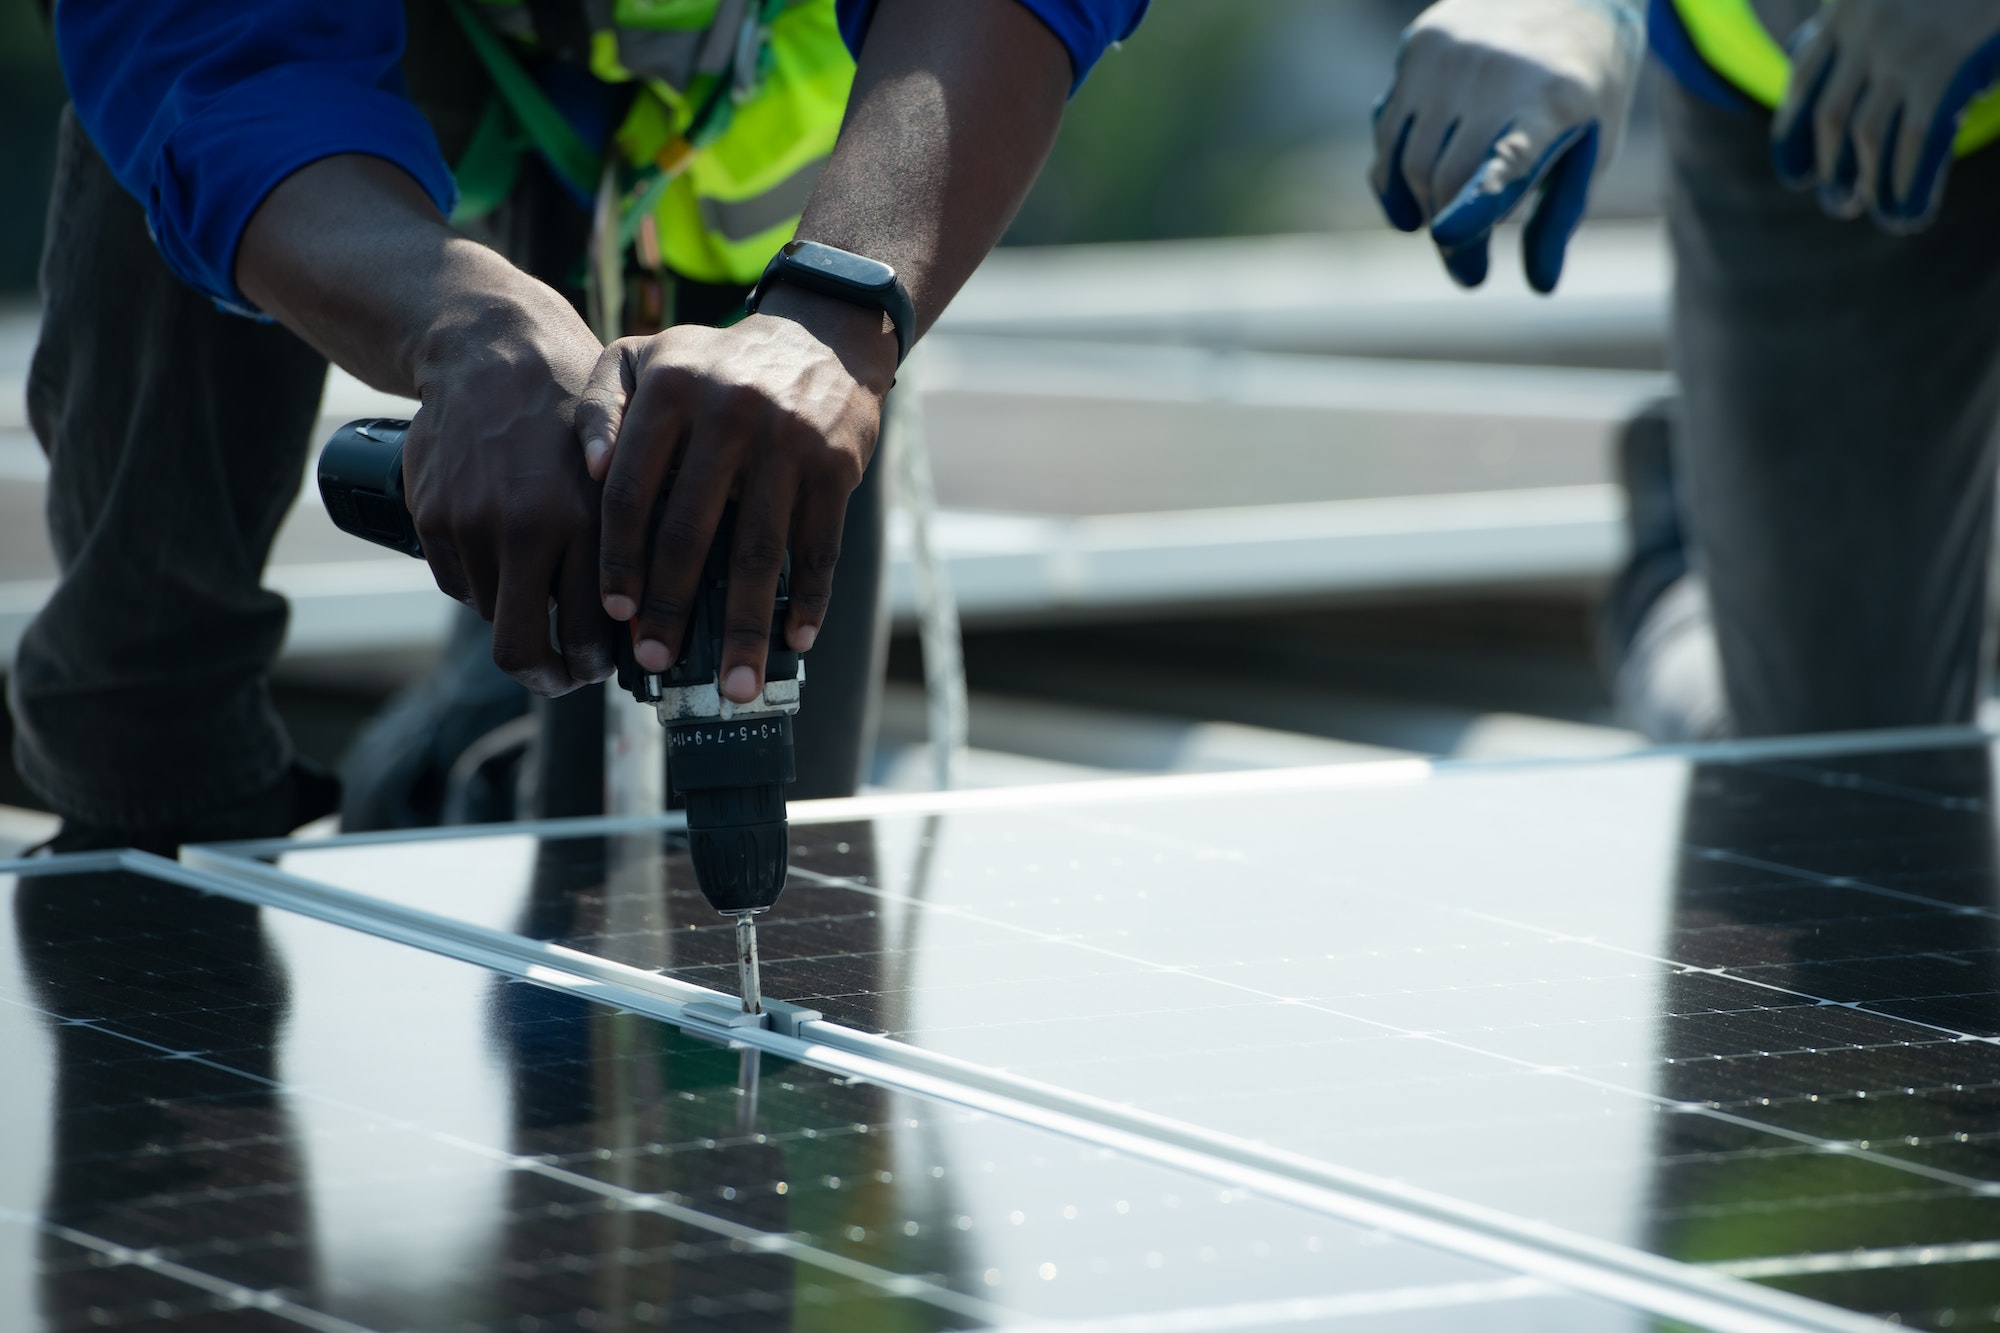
[745,239,916,366]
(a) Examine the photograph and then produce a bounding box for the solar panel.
[234,731,2000,1329]
[0,861,1641,1332]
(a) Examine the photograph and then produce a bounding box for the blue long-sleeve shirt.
[56,0,1149,312]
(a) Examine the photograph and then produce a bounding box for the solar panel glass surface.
[251,737,2000,1329]
[0,863,1634,1332]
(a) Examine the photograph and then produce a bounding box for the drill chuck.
[617,524,804,919]
[684,783,790,915]
[317,417,801,924]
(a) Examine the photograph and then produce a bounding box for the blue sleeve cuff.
[836,0,1149,93]
[1017,0,1150,89]
[147,70,458,313]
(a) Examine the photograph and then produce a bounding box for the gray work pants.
[9,108,329,827]
[1619,82,2000,739]
[10,105,885,828]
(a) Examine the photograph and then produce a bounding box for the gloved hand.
[1772,0,2000,232]
[1369,0,1645,293]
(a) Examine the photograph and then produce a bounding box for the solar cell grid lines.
[0,864,1638,1333]
[244,734,2000,1329]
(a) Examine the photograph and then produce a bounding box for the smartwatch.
[745,239,916,366]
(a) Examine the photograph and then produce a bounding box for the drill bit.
[734,912,764,1014]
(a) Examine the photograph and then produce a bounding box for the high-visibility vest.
[1667,0,2000,156]
[453,0,853,285]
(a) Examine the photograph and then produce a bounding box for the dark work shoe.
[1594,397,1691,684]
[28,758,343,858]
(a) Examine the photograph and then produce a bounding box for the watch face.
[782,240,896,293]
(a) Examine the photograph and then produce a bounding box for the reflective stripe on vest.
[1669,0,2000,155]
[619,0,853,284]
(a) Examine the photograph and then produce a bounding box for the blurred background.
[0,1,1679,831]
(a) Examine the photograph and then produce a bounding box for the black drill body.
[317,418,798,920]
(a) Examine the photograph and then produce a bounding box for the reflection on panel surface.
[265,738,2000,1329]
[0,865,1631,1332]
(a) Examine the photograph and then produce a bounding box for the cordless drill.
[317,418,798,1014]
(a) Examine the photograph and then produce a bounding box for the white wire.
[886,357,969,790]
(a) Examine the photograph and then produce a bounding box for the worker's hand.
[1369,0,1644,293]
[402,289,619,696]
[233,154,618,698]
[1772,0,2000,232]
[574,288,896,704]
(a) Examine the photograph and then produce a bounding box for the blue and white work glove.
[1772,0,2000,232]
[1369,0,1645,293]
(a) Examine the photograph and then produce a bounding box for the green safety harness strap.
[445,0,605,217]
[449,98,524,224]
[443,0,779,249]
[611,0,793,250]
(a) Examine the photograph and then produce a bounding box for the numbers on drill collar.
[671,720,787,749]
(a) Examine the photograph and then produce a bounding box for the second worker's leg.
[8,108,332,839]
[1664,82,2000,736]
